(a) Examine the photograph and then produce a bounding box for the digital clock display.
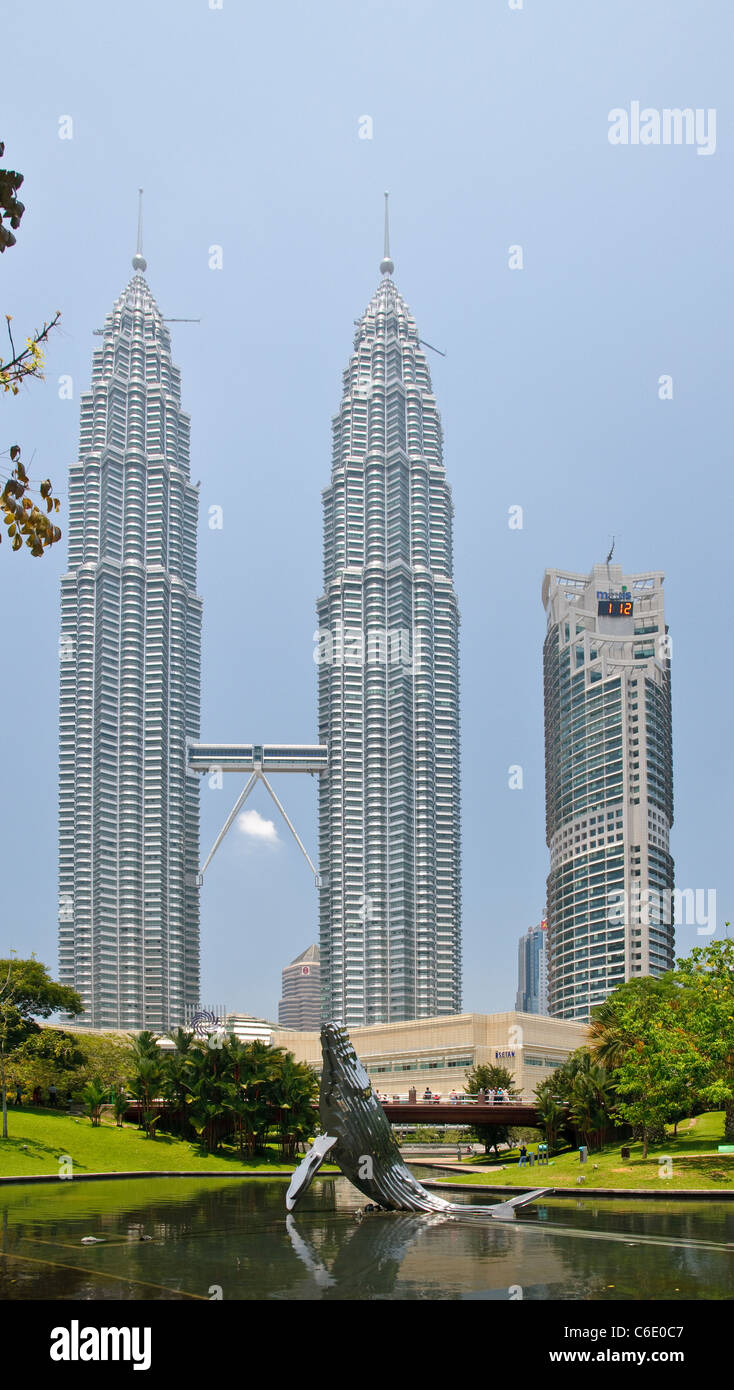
[597,599,634,616]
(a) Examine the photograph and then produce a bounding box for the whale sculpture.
[286,1023,549,1219]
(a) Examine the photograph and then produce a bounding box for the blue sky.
[2,0,732,1020]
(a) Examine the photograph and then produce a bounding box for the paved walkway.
[407,1157,510,1175]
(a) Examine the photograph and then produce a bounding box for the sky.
[1,0,732,1021]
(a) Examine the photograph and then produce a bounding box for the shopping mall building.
[270,1011,589,1100]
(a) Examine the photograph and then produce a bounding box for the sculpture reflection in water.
[286,1023,550,1219]
[286,1210,459,1298]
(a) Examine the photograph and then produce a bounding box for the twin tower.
[58,203,463,1031]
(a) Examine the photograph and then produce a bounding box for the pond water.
[0,1175,732,1301]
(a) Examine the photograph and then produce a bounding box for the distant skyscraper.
[516,918,548,1014]
[58,214,202,1030]
[542,563,674,1021]
[317,198,461,1026]
[278,945,321,1030]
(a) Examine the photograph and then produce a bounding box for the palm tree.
[163,1028,196,1136]
[269,1052,319,1160]
[112,1085,128,1129]
[184,1043,235,1153]
[534,1083,565,1154]
[81,1078,107,1127]
[588,999,630,1071]
[589,975,677,1071]
[128,1055,164,1140]
[128,1030,161,1061]
[244,1040,284,1154]
[569,1058,616,1150]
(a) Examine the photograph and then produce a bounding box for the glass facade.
[58,267,202,1030]
[516,921,548,1014]
[542,565,674,1020]
[317,260,461,1026]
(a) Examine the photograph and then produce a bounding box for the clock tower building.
[542,562,674,1020]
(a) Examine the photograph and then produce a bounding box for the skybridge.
[187,741,328,885]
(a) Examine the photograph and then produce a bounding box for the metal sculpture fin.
[285,1133,339,1211]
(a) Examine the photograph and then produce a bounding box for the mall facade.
[272,1010,589,1099]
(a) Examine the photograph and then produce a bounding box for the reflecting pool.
[0,1176,732,1300]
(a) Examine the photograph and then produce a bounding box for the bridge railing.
[378,1093,532,1106]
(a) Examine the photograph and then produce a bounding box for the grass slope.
[431,1112,734,1191]
[0,1107,316,1178]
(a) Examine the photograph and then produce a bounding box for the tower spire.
[132,188,147,273]
[379,190,394,276]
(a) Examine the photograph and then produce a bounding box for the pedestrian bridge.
[381,1099,553,1127]
[187,742,328,774]
[186,741,328,883]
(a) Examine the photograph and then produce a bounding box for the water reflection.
[0,1178,731,1301]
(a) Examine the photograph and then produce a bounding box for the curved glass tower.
[58,231,202,1030]
[542,562,674,1021]
[317,203,461,1026]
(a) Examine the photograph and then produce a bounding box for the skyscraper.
[516,918,548,1015]
[58,218,202,1030]
[542,562,674,1021]
[278,944,321,1030]
[317,199,461,1027]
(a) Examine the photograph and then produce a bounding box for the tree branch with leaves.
[0,144,24,254]
[1,445,61,554]
[1,141,63,556]
[0,310,61,396]
[0,955,82,1138]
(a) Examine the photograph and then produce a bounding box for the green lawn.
[5,1106,731,1193]
[430,1112,734,1192]
[0,1106,326,1178]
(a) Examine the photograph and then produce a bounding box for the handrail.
[378,1094,532,1105]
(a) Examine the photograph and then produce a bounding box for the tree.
[18,1027,84,1071]
[1,316,61,397]
[266,1050,319,1160]
[567,1053,616,1151]
[1,444,62,554]
[0,144,24,253]
[534,1079,565,1153]
[464,1063,519,1097]
[0,956,82,1138]
[614,1027,700,1157]
[182,1041,236,1153]
[81,1078,107,1127]
[128,1031,162,1064]
[112,1085,128,1128]
[1,141,62,554]
[601,981,706,1158]
[127,1054,164,1140]
[674,938,734,1140]
[13,1027,85,1103]
[162,1027,196,1137]
[464,1064,520,1156]
[589,974,677,1072]
[172,1034,319,1159]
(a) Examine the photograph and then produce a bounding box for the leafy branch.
[0,142,25,253]
[1,445,61,555]
[0,310,61,395]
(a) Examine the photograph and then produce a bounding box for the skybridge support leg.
[199,772,259,879]
[260,774,320,887]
